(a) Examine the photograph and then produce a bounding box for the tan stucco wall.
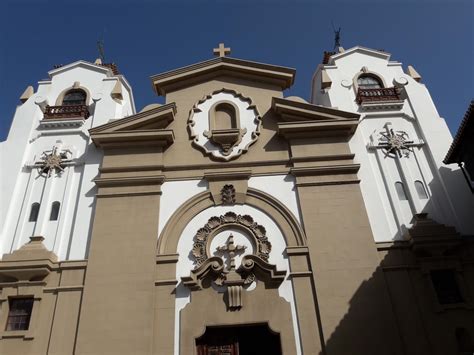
[0,261,86,355]
[74,190,162,355]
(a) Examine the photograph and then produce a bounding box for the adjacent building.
[444,100,474,193]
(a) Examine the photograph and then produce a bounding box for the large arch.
[156,187,307,255]
[153,187,322,355]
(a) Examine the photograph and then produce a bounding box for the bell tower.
[312,46,474,240]
[0,58,135,261]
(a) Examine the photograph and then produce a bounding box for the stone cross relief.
[215,234,246,271]
[215,234,248,310]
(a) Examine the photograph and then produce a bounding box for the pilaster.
[75,109,174,354]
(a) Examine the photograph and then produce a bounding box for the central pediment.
[151,57,296,95]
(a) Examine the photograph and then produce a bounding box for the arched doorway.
[196,323,282,355]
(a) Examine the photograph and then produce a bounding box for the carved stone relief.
[182,212,284,310]
[188,89,261,161]
[220,184,236,205]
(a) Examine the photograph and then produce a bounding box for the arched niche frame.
[352,67,387,93]
[208,100,241,131]
[155,188,309,355]
[188,88,261,161]
[55,84,92,106]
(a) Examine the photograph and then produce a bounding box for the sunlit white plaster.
[249,174,302,224]
[157,179,209,237]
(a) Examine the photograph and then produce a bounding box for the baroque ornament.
[188,88,261,161]
[191,212,271,268]
[183,212,284,310]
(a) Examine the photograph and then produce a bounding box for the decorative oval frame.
[188,88,262,161]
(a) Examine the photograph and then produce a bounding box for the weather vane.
[97,39,106,63]
[332,21,342,50]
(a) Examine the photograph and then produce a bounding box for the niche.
[204,101,246,155]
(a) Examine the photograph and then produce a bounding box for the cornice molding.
[90,103,176,149]
[203,169,252,181]
[151,57,295,95]
[91,130,174,149]
[278,120,358,139]
[94,175,165,187]
[90,103,176,134]
[290,164,360,177]
[272,97,359,122]
[272,97,359,139]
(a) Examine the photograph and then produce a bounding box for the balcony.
[356,87,403,111]
[356,87,401,104]
[43,105,90,120]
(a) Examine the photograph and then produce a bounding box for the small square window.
[6,298,34,331]
[430,270,464,305]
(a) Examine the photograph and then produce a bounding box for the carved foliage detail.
[221,184,236,205]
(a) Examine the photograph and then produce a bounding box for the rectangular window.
[6,298,34,331]
[430,270,464,305]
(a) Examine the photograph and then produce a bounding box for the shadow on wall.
[316,189,474,355]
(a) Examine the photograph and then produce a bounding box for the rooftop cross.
[213,43,231,57]
[216,234,246,271]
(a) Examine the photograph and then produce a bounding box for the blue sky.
[0,0,472,141]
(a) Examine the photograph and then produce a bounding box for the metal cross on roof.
[213,43,231,57]
[216,234,246,271]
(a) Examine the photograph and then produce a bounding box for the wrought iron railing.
[356,87,401,104]
[43,105,90,119]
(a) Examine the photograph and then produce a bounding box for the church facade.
[0,45,473,355]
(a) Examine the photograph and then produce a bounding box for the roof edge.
[328,46,391,65]
[48,60,112,78]
[151,56,296,96]
[444,100,474,164]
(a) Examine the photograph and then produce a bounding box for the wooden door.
[197,341,238,355]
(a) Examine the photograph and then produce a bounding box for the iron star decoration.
[37,146,72,177]
[378,128,415,158]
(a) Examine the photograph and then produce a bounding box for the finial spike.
[406,65,422,82]
[331,21,342,51]
[20,86,34,103]
[97,39,106,63]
